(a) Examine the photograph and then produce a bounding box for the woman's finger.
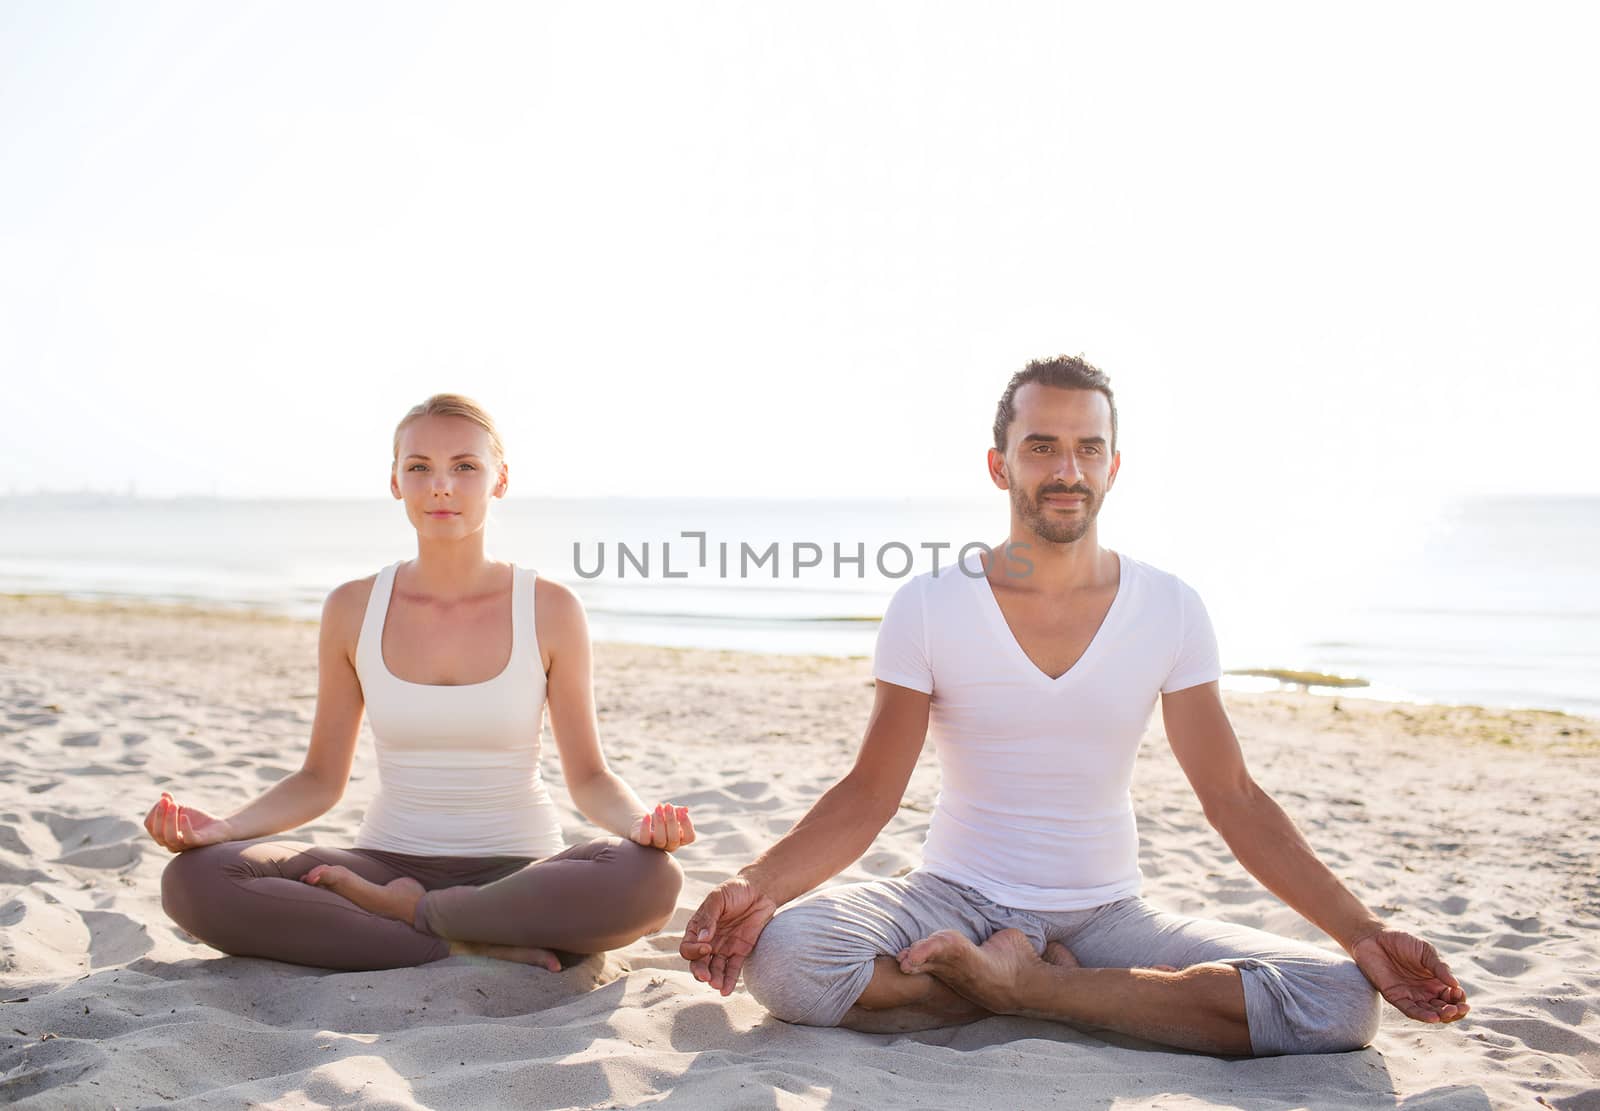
[663,805,681,848]
[652,806,669,849]
[162,798,180,847]
[677,807,695,845]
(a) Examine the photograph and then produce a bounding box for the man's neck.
[991,527,1115,594]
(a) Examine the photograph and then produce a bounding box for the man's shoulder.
[1119,552,1202,599]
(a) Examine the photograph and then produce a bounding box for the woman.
[151,394,690,971]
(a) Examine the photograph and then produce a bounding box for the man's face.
[991,384,1120,545]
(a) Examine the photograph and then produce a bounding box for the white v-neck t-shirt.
[872,549,1221,911]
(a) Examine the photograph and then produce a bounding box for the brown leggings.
[160,836,682,971]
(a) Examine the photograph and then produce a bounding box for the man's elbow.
[834,771,902,830]
[1199,775,1267,830]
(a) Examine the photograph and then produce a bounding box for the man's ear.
[986,447,1010,491]
[1106,450,1122,491]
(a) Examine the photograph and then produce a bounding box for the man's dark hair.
[992,354,1118,453]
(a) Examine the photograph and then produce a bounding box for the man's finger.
[721,952,748,995]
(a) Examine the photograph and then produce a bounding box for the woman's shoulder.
[321,569,384,627]
[533,573,583,619]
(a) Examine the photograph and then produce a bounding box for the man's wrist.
[1337,916,1388,952]
[736,863,782,903]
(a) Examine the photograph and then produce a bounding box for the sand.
[1,593,1597,1109]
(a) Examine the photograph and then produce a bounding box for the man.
[679,355,1470,1056]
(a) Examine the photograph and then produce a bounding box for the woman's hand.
[143,792,235,853]
[629,803,696,852]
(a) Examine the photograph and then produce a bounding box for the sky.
[2,1,1597,506]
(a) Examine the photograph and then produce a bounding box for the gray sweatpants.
[742,870,1381,1056]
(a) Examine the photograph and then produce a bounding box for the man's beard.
[1013,481,1102,545]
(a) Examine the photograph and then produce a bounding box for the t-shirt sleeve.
[1162,580,1222,694]
[873,577,934,694]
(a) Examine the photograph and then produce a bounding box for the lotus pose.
[681,357,1468,1055]
[153,394,689,971]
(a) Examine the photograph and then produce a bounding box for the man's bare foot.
[302,865,424,924]
[448,940,562,972]
[897,927,1045,1014]
[1043,940,1081,968]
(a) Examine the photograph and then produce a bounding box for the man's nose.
[1053,452,1083,482]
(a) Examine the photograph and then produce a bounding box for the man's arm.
[680,680,930,992]
[1162,681,1468,1023]
[1160,681,1381,946]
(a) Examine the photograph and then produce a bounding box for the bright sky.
[3,1,1597,503]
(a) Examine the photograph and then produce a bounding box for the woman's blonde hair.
[392,394,506,466]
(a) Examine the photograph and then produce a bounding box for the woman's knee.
[626,840,683,932]
[160,843,243,939]
[594,838,683,937]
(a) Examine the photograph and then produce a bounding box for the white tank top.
[351,560,565,858]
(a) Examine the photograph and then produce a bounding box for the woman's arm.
[538,578,694,848]
[144,579,370,851]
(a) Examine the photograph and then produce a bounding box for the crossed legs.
[162,836,682,971]
[742,872,1380,1056]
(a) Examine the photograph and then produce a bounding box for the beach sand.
[1,593,1596,1109]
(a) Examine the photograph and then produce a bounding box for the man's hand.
[1349,928,1469,1023]
[143,792,234,853]
[679,876,777,995]
[629,803,696,853]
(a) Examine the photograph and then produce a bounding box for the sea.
[2,493,1596,717]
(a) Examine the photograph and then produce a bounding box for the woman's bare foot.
[302,866,425,924]
[447,940,562,972]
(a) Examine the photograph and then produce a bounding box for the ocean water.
[1,494,1595,717]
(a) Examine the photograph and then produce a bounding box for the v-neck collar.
[973,549,1128,689]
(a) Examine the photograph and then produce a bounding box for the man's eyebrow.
[1019,433,1107,446]
[403,453,484,461]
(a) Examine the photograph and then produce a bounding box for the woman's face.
[390,415,507,538]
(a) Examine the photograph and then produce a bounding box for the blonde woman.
[151,394,690,971]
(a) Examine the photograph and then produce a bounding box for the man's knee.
[1242,955,1382,1055]
[1324,961,1383,1052]
[743,900,860,1026]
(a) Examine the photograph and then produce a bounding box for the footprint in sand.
[81,909,153,968]
[1476,950,1532,977]
[61,732,101,748]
